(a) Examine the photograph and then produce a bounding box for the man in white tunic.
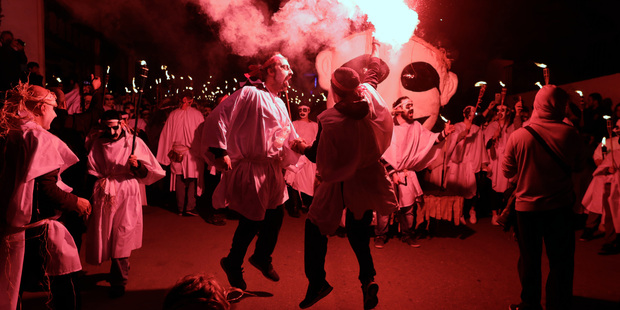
[156,91,204,216]
[445,105,489,224]
[293,42,397,310]
[202,53,298,291]
[582,128,620,255]
[377,96,453,248]
[1,85,91,310]
[284,103,319,216]
[86,110,165,298]
[484,104,515,224]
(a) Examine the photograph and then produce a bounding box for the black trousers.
[516,207,574,310]
[304,209,376,286]
[226,205,284,268]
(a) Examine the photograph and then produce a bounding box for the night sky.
[59,0,619,108]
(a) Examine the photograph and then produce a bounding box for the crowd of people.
[1,32,619,310]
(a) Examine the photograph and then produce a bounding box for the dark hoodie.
[502,85,586,211]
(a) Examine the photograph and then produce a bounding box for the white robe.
[64,87,82,115]
[156,107,204,195]
[202,86,299,221]
[308,84,397,235]
[484,121,515,192]
[1,121,81,310]
[382,121,439,207]
[582,138,620,232]
[445,123,489,199]
[86,132,165,264]
[285,120,319,196]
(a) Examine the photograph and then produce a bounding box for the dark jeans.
[516,207,574,310]
[226,206,284,268]
[175,175,197,213]
[304,209,376,286]
[109,257,130,287]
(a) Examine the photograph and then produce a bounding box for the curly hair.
[0,83,56,137]
[162,274,230,310]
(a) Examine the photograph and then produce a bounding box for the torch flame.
[499,81,506,87]
[535,82,543,89]
[340,0,419,49]
[140,60,147,66]
[474,81,487,87]
[575,90,583,97]
[535,62,547,68]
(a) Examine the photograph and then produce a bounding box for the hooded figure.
[294,41,397,310]
[502,85,586,310]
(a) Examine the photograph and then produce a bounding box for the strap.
[523,126,571,175]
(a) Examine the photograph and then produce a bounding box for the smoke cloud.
[55,0,418,82]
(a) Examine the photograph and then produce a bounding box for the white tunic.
[382,121,439,207]
[1,121,81,310]
[285,120,319,196]
[582,137,620,232]
[308,84,397,235]
[86,132,165,264]
[484,121,515,192]
[445,122,489,199]
[202,86,299,221]
[156,107,204,194]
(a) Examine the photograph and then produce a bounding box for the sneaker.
[491,214,500,226]
[299,281,333,309]
[401,235,421,248]
[220,257,247,290]
[578,228,595,241]
[598,243,620,255]
[184,210,199,217]
[469,209,477,224]
[109,285,125,299]
[374,236,386,249]
[249,255,280,281]
[205,215,226,226]
[362,281,379,309]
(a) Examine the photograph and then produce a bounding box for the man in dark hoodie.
[503,85,586,310]
[292,40,397,310]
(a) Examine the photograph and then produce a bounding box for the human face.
[124,105,135,117]
[104,119,123,140]
[104,95,115,110]
[181,96,193,108]
[83,95,92,110]
[39,99,58,130]
[271,59,293,93]
[496,105,508,121]
[298,105,310,120]
[400,98,415,122]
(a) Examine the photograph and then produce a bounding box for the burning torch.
[473,81,487,114]
[535,62,549,85]
[499,81,507,106]
[575,90,584,110]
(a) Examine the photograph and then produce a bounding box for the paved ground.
[23,205,620,310]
